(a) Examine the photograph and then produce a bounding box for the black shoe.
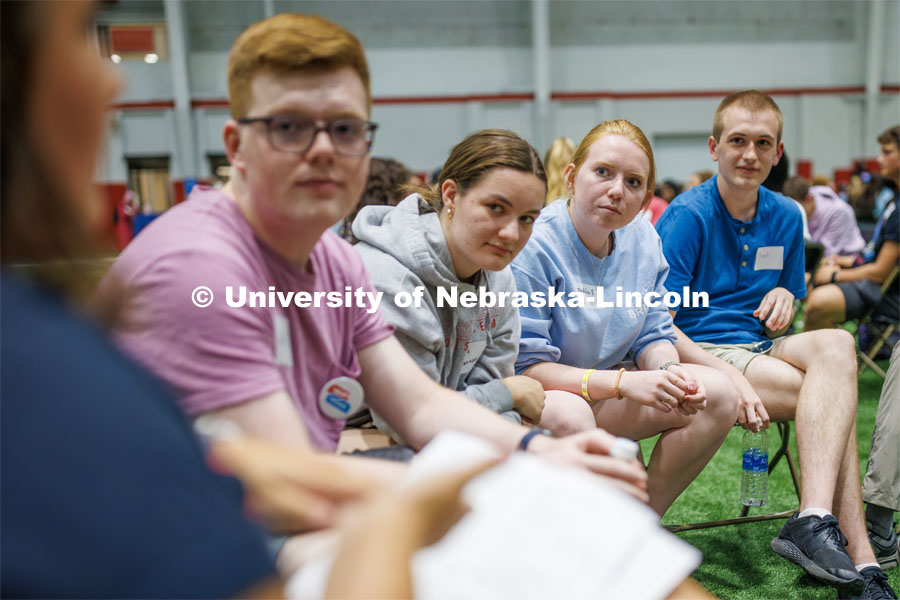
[837,566,897,600]
[867,520,900,570]
[771,513,865,594]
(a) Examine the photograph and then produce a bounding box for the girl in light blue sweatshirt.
[511,120,739,516]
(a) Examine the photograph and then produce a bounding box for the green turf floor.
[643,361,900,599]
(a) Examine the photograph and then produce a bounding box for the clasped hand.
[617,366,706,415]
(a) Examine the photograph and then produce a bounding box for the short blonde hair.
[567,120,656,204]
[712,90,783,143]
[227,14,370,119]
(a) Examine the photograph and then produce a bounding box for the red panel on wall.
[110,27,154,53]
[833,169,852,188]
[98,182,129,251]
[172,180,187,205]
[796,159,813,180]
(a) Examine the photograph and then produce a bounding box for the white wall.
[97,0,900,184]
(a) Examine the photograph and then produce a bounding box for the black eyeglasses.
[237,115,378,156]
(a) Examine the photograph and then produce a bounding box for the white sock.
[855,562,880,572]
[798,507,832,519]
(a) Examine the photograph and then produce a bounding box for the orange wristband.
[614,367,626,400]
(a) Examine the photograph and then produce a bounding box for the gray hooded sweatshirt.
[353,194,522,437]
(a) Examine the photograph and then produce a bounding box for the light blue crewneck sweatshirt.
[511,200,677,373]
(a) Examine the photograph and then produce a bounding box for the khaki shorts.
[695,339,777,374]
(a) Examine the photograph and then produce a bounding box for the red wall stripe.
[191,99,230,108]
[551,85,869,101]
[109,100,175,111]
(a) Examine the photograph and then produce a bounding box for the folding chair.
[857,265,899,378]
[663,421,801,533]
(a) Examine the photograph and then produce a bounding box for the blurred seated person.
[812,174,832,188]
[762,148,789,193]
[805,126,900,331]
[684,169,713,191]
[340,156,412,243]
[544,136,576,203]
[641,194,669,225]
[861,340,900,571]
[658,179,681,203]
[783,175,865,258]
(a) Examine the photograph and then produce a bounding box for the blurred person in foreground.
[0,2,492,597]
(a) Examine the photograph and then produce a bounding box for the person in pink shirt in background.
[784,176,866,260]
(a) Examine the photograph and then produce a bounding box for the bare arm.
[361,336,649,497]
[202,392,406,487]
[815,242,899,285]
[823,254,861,268]
[522,343,691,415]
[204,391,313,449]
[834,241,899,284]
[360,336,526,452]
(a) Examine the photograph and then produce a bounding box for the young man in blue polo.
[656,90,893,599]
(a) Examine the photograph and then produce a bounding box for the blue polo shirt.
[655,176,806,345]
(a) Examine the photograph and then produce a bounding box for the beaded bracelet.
[614,367,626,400]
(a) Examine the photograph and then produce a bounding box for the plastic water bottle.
[741,423,769,506]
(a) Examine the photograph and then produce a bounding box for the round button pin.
[318,376,364,420]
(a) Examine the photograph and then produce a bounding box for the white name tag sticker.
[273,313,293,366]
[460,340,487,376]
[575,283,602,309]
[754,246,784,271]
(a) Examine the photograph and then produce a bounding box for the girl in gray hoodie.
[354,130,550,439]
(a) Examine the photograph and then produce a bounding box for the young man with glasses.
[656,91,893,599]
[102,15,647,495]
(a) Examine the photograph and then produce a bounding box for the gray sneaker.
[868,520,900,570]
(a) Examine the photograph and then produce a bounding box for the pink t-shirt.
[103,187,393,451]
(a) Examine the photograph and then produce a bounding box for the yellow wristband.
[581,369,595,402]
[614,367,626,400]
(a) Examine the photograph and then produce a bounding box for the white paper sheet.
[286,431,701,600]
